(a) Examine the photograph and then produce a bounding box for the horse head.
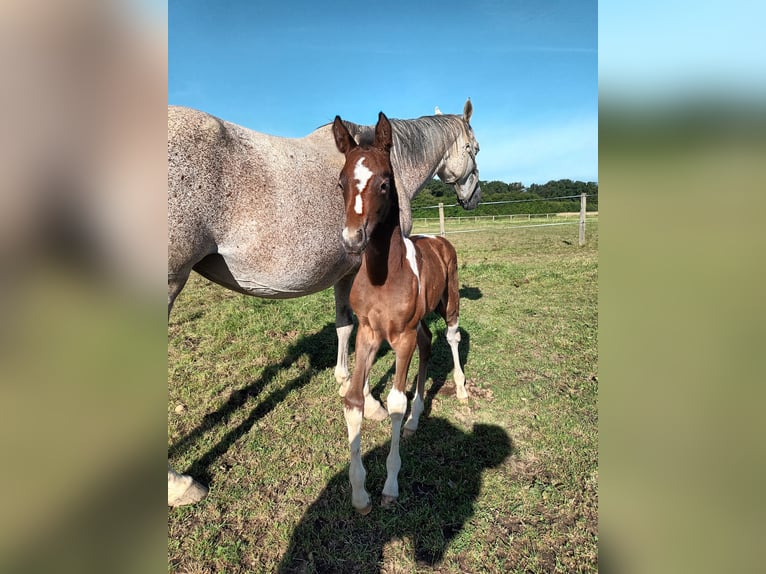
[332,112,395,255]
[435,98,481,210]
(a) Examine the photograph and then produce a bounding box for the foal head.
[332,112,395,255]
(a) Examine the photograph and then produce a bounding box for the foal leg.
[382,330,417,507]
[442,262,468,401]
[344,323,381,514]
[446,321,467,400]
[334,275,387,420]
[404,321,431,437]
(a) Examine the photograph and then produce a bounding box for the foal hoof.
[381,495,398,508]
[402,427,416,439]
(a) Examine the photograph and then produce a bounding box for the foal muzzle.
[342,226,367,254]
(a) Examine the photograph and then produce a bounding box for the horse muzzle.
[342,226,368,254]
[456,173,481,210]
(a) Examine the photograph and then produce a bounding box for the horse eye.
[380,181,389,193]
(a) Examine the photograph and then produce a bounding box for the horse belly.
[194,250,354,299]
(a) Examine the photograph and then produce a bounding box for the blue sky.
[169,0,597,185]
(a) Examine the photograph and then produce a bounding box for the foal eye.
[380,181,389,193]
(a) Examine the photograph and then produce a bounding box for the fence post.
[579,193,586,246]
[438,202,445,237]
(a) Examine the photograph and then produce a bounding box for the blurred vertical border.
[0,1,167,572]
[600,1,766,572]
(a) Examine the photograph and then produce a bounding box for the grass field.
[168,218,598,573]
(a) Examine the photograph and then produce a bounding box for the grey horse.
[168,99,481,506]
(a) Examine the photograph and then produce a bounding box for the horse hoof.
[168,478,208,507]
[355,503,373,516]
[402,427,416,439]
[381,495,398,508]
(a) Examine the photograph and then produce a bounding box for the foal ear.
[463,98,473,123]
[332,116,357,154]
[374,112,393,152]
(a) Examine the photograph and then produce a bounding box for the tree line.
[411,178,598,218]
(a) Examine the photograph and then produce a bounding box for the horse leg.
[168,265,209,506]
[333,274,354,396]
[344,322,381,514]
[404,321,431,437]
[168,267,192,319]
[382,330,417,507]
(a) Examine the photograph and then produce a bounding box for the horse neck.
[346,116,463,198]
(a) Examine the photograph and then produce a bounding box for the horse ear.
[434,106,442,115]
[463,98,473,123]
[332,116,356,154]
[374,112,393,152]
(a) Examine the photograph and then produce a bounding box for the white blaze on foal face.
[353,157,372,214]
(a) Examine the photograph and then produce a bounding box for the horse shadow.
[278,420,513,572]
[169,322,340,485]
[459,284,483,301]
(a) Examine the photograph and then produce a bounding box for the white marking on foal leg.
[446,323,468,399]
[401,235,421,293]
[335,324,353,396]
[344,407,371,514]
[403,388,424,436]
[382,389,407,506]
[363,377,389,421]
[168,466,208,507]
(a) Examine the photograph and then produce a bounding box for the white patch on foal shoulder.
[402,235,421,293]
[353,157,372,214]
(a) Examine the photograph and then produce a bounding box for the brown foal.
[332,112,468,513]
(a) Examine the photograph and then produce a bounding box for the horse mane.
[340,114,467,172]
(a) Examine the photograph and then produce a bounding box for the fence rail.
[411,212,598,238]
[412,193,596,243]
[413,212,598,225]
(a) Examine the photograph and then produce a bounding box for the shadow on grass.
[459,284,482,301]
[278,420,513,572]
[168,322,339,485]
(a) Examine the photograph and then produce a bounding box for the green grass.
[168,220,598,573]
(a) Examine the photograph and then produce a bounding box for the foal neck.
[361,195,410,285]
